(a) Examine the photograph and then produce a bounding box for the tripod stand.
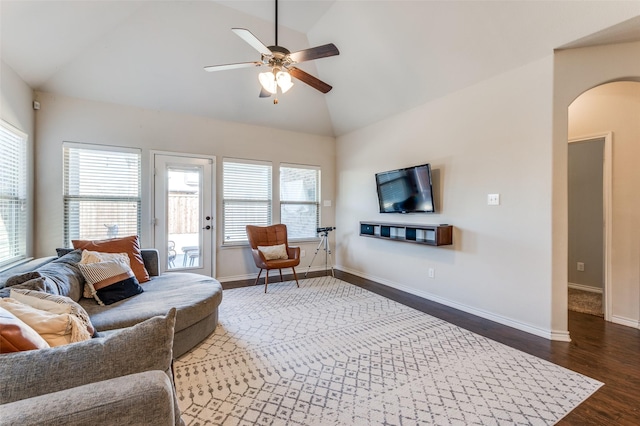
[305,227,334,278]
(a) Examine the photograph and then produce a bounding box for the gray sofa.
[0,249,224,425]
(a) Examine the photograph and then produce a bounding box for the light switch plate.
[487,194,500,205]
[323,200,332,207]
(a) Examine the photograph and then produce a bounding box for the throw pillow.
[77,258,144,306]
[72,235,150,283]
[0,308,181,426]
[258,243,289,260]
[0,298,92,347]
[79,250,131,298]
[10,289,95,336]
[0,306,50,353]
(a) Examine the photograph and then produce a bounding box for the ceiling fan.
[204,0,339,104]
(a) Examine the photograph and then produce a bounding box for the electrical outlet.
[428,268,435,279]
[577,262,585,271]
[301,250,306,258]
[487,194,500,205]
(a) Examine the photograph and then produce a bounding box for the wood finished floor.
[223,271,640,424]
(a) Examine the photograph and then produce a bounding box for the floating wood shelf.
[359,221,453,246]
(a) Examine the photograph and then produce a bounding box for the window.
[280,165,320,240]
[223,159,272,244]
[0,121,28,267]
[63,143,141,246]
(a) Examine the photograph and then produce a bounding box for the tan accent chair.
[246,224,300,293]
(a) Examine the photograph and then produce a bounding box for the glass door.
[154,153,215,276]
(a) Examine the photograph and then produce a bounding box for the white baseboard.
[568,282,603,294]
[612,315,640,330]
[218,266,328,283]
[336,265,567,341]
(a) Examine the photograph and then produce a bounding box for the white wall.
[553,41,640,332]
[1,60,35,257]
[335,56,558,339]
[33,92,336,281]
[568,81,640,326]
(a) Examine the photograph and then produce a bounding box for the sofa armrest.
[0,371,180,426]
[141,249,160,277]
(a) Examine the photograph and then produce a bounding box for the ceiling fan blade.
[288,67,333,94]
[289,43,339,63]
[231,28,272,56]
[259,87,272,98]
[204,62,263,72]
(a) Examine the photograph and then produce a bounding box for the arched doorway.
[567,81,640,324]
[552,43,640,338]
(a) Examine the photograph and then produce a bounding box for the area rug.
[568,288,603,317]
[175,277,602,425]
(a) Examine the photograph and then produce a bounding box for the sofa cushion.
[10,289,95,336]
[1,371,178,426]
[80,272,222,336]
[78,258,143,306]
[0,306,50,353]
[72,235,150,283]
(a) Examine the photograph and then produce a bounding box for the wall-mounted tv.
[375,163,435,213]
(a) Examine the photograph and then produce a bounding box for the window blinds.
[63,143,141,246]
[0,121,27,266]
[223,159,272,243]
[280,165,320,240]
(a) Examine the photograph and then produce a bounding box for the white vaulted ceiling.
[2,1,639,137]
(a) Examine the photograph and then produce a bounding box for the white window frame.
[63,142,141,246]
[222,158,272,245]
[0,120,28,267]
[280,163,321,241]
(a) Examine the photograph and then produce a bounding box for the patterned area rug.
[175,277,602,425]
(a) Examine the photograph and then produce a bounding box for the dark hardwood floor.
[223,270,640,424]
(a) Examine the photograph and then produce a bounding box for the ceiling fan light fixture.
[276,70,294,93]
[258,71,278,94]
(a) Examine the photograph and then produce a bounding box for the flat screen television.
[375,163,435,213]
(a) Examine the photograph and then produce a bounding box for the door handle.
[203,225,211,230]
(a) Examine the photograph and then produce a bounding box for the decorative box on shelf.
[359,221,453,246]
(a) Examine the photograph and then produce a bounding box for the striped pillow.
[79,250,131,298]
[77,258,143,306]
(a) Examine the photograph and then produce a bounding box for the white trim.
[568,132,612,322]
[279,162,321,171]
[611,315,640,330]
[568,282,603,294]
[62,140,140,154]
[336,265,569,342]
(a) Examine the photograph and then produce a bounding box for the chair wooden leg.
[254,269,263,286]
[264,270,269,293]
[291,267,300,288]
[279,269,284,282]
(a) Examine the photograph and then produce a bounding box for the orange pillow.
[72,235,150,283]
[0,306,50,353]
